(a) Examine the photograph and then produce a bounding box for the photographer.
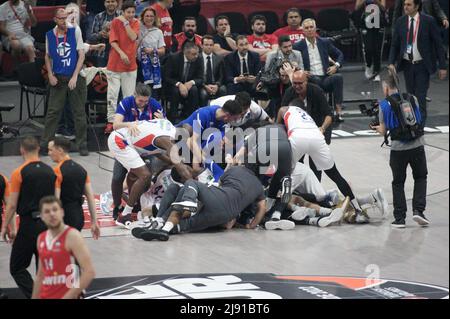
[265,35,303,72]
[371,71,428,228]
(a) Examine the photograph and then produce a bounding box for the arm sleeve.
[9,168,22,193]
[75,26,85,51]
[116,99,127,115]
[54,166,63,189]
[109,19,119,44]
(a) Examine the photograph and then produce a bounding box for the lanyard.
[55,30,67,48]
[406,15,420,44]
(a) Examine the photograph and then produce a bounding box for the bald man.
[281,69,333,181]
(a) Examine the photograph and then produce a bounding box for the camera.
[359,100,380,127]
[255,57,286,100]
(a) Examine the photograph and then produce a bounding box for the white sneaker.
[365,66,373,79]
[291,207,316,221]
[373,188,389,217]
[171,201,197,213]
[265,218,295,230]
[373,74,381,82]
[318,197,349,227]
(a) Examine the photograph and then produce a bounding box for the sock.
[351,199,362,212]
[271,211,281,220]
[356,194,374,206]
[162,221,174,232]
[122,204,133,216]
[319,207,332,216]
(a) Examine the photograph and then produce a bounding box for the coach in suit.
[293,18,345,122]
[224,35,262,96]
[199,35,227,106]
[164,41,204,120]
[388,0,447,125]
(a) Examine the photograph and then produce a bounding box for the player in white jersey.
[278,104,373,223]
[108,119,192,227]
[210,92,270,127]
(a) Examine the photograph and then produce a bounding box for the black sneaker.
[280,176,292,204]
[115,213,134,229]
[391,219,406,228]
[412,211,430,227]
[131,227,148,239]
[140,229,170,241]
[334,114,344,123]
[171,201,197,213]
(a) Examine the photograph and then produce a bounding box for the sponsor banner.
[84,274,449,299]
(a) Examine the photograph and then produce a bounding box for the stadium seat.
[17,58,49,121]
[298,9,315,21]
[215,12,248,35]
[197,15,209,36]
[247,11,280,34]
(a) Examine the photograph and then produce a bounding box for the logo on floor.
[84,274,449,299]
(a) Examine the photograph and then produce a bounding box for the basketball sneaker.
[412,211,430,227]
[265,218,295,230]
[372,188,389,217]
[171,201,197,213]
[318,197,349,227]
[280,176,292,204]
[115,213,134,229]
[141,229,170,241]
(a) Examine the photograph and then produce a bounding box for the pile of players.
[107,85,389,242]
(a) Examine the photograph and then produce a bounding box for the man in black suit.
[224,35,262,96]
[199,35,226,106]
[392,0,449,28]
[164,41,204,121]
[388,0,447,125]
[293,19,345,122]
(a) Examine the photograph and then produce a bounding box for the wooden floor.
[0,134,448,292]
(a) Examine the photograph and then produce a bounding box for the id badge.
[406,44,412,54]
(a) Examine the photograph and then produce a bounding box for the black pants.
[309,74,344,106]
[169,85,200,120]
[362,28,383,74]
[389,145,428,221]
[403,61,430,125]
[199,85,227,106]
[63,203,84,231]
[267,139,293,201]
[10,216,47,299]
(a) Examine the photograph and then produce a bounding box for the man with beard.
[247,15,278,62]
[172,16,202,52]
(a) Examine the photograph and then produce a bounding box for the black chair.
[247,11,280,34]
[317,8,359,61]
[17,59,49,121]
[197,15,209,36]
[31,21,55,52]
[298,9,316,21]
[85,70,108,125]
[215,12,248,35]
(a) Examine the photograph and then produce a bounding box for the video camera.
[359,100,380,127]
[255,57,286,100]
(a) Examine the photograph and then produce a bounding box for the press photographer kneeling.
[371,71,429,228]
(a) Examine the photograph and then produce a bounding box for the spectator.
[247,15,278,62]
[264,61,293,119]
[163,41,203,121]
[150,0,174,50]
[41,8,89,156]
[199,34,226,106]
[137,6,165,97]
[388,0,447,126]
[213,15,237,56]
[273,8,304,44]
[105,0,140,134]
[265,35,303,71]
[355,0,386,82]
[294,18,345,122]
[89,0,121,67]
[224,35,262,96]
[170,0,201,34]
[0,0,37,65]
[172,16,202,52]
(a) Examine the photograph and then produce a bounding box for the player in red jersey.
[32,196,95,299]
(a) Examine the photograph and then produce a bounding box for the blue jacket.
[293,37,344,74]
[388,13,446,74]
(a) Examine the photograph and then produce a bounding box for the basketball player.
[108,119,192,227]
[277,104,371,223]
[32,196,95,299]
